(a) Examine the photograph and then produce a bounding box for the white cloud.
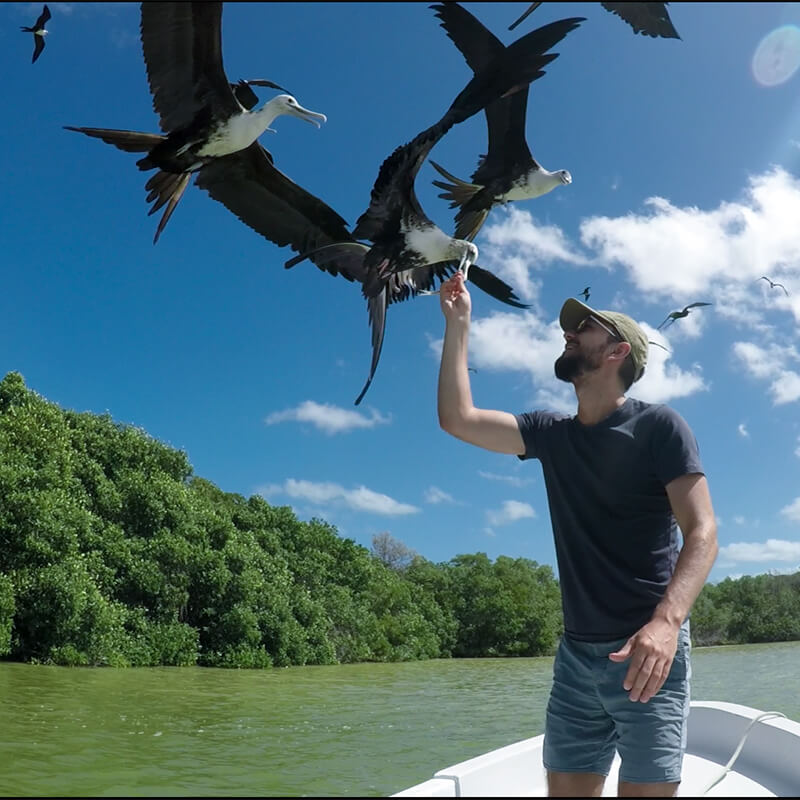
[732,342,800,405]
[478,470,535,488]
[781,497,800,522]
[737,423,749,438]
[486,500,536,526]
[265,400,390,434]
[579,167,800,302]
[719,538,800,563]
[424,486,456,504]
[259,479,420,516]
[478,206,593,302]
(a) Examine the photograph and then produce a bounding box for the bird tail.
[63,126,164,155]
[430,160,480,207]
[144,170,192,244]
[429,161,490,242]
[354,287,388,406]
[467,264,529,309]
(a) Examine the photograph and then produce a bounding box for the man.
[437,272,718,798]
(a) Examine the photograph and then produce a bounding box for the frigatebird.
[509,2,680,40]
[193,139,527,406]
[758,276,789,297]
[580,286,590,301]
[428,2,573,242]
[282,11,584,403]
[21,4,51,64]
[64,3,325,243]
[657,302,712,330]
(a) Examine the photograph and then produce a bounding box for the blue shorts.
[543,621,691,784]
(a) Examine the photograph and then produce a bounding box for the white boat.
[393,701,800,797]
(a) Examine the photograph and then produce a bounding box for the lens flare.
[752,25,800,87]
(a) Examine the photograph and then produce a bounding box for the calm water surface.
[1,641,799,797]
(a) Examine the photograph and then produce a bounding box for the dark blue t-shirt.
[515,398,704,642]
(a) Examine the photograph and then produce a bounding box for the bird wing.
[352,124,442,242]
[139,2,239,133]
[231,79,290,111]
[194,142,358,279]
[431,3,535,185]
[445,16,584,131]
[656,314,674,330]
[600,2,680,39]
[685,302,712,310]
[508,2,542,32]
[37,5,51,28]
[31,33,46,63]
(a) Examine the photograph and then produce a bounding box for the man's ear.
[608,340,631,365]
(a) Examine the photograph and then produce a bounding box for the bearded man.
[436,272,718,798]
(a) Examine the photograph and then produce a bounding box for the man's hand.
[608,617,681,703]
[440,271,471,321]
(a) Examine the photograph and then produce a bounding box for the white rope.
[700,711,787,795]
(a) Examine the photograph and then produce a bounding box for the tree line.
[1,371,798,668]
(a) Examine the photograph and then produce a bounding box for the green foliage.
[1,371,797,669]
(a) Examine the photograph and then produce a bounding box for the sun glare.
[752,25,800,87]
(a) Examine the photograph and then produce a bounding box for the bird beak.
[290,104,327,128]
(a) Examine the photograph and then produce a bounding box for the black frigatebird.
[21,4,51,64]
[758,276,790,297]
[657,302,712,330]
[509,2,680,40]
[580,286,590,301]
[63,2,325,243]
[282,12,584,403]
[427,2,573,242]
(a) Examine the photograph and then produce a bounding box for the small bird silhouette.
[21,4,50,64]
[580,286,590,301]
[758,276,789,297]
[657,302,712,330]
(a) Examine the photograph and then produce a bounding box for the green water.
[1,641,799,797]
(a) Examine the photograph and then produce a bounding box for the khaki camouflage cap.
[559,298,648,382]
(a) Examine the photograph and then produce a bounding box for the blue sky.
[3,2,800,584]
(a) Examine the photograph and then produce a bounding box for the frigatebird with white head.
[64,2,326,243]
[428,2,573,242]
[21,4,51,64]
[509,2,680,39]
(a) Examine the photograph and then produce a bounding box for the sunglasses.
[574,315,622,341]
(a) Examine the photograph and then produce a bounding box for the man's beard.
[554,347,603,383]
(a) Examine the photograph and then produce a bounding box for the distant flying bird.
[21,4,51,64]
[759,276,789,297]
[428,2,574,241]
[509,2,680,40]
[656,302,712,330]
[63,3,325,243]
[580,286,590,301]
